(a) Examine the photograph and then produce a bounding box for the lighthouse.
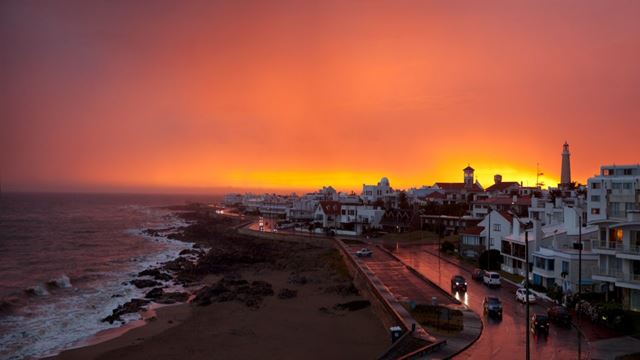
[560,142,571,188]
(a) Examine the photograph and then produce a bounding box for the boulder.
[145,287,164,299]
[130,279,161,289]
[277,288,298,299]
[101,298,150,324]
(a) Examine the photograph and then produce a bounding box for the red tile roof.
[497,210,514,223]
[474,196,531,206]
[434,182,483,192]
[319,201,341,215]
[461,225,484,235]
[485,182,520,192]
[424,191,446,199]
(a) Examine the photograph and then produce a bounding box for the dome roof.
[380,177,390,186]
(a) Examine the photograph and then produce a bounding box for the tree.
[478,249,502,271]
[398,191,410,210]
[441,240,456,253]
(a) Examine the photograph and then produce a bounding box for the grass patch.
[322,248,351,279]
[499,271,524,284]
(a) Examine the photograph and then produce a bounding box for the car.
[516,288,537,303]
[450,275,468,293]
[472,268,485,281]
[483,271,501,287]
[483,296,503,319]
[547,305,571,326]
[355,248,373,257]
[531,314,550,336]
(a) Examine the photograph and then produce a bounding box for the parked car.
[483,271,501,287]
[355,248,373,257]
[472,268,485,281]
[547,305,571,326]
[515,288,537,303]
[450,275,468,293]
[530,314,550,336]
[483,296,503,319]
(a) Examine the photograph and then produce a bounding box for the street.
[392,244,589,360]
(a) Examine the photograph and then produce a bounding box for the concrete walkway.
[343,242,483,359]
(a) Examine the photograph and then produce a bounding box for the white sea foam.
[0,212,194,360]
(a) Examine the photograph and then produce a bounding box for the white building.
[531,207,598,291]
[588,164,640,312]
[362,177,393,203]
[459,210,514,259]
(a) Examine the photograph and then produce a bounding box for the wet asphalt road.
[393,245,589,360]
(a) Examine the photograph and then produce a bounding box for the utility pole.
[574,214,584,359]
[487,209,492,270]
[524,221,532,360]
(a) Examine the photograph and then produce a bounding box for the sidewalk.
[367,244,483,359]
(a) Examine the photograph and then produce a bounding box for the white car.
[483,271,501,287]
[355,248,373,257]
[516,288,537,303]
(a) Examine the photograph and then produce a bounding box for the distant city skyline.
[2,1,639,194]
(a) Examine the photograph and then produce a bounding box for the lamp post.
[487,209,492,270]
[574,214,584,359]
[524,220,533,360]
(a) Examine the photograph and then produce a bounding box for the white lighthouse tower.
[560,141,571,188]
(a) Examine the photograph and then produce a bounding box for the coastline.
[49,205,390,359]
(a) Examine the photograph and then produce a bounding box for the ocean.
[0,193,214,360]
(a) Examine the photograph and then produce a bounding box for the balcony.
[592,269,623,281]
[617,245,640,260]
[615,273,640,290]
[592,241,622,253]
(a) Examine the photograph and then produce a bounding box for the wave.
[24,285,49,297]
[47,275,72,289]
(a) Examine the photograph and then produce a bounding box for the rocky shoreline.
[100,205,367,330]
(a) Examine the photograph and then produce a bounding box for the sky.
[1,0,639,194]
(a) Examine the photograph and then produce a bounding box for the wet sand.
[51,211,390,359]
[53,269,389,360]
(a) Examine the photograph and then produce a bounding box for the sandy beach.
[51,210,389,359]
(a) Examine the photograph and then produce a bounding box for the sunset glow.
[2,1,639,193]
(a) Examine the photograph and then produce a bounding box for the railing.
[621,245,640,255]
[593,269,623,279]
[592,241,623,250]
[622,273,640,283]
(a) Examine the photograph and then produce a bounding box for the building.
[531,207,598,291]
[588,164,640,311]
[459,210,514,259]
[560,142,572,189]
[422,214,482,235]
[433,166,484,204]
[314,201,342,229]
[470,195,532,218]
[362,177,399,207]
[484,174,520,196]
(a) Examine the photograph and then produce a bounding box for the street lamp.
[573,214,584,359]
[523,220,534,360]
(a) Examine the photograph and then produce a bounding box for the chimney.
[494,174,502,184]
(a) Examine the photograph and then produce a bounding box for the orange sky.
[2,1,639,194]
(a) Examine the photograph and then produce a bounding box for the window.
[341,209,346,215]
[623,183,633,190]
[624,168,633,175]
[612,182,623,190]
[493,224,501,231]
[591,208,600,215]
[591,182,601,189]
[562,261,569,274]
[535,256,545,269]
[600,228,607,241]
[603,169,614,176]
[591,195,600,202]
[548,259,555,271]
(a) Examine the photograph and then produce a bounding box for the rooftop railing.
[592,241,623,251]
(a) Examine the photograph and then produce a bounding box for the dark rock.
[324,283,359,296]
[145,287,164,299]
[138,269,173,281]
[249,281,274,296]
[163,257,194,272]
[288,273,307,285]
[277,288,298,299]
[130,279,161,289]
[179,248,201,256]
[155,292,189,304]
[101,299,150,324]
[333,300,371,312]
[111,294,123,298]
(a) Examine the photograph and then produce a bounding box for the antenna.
[536,163,545,188]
